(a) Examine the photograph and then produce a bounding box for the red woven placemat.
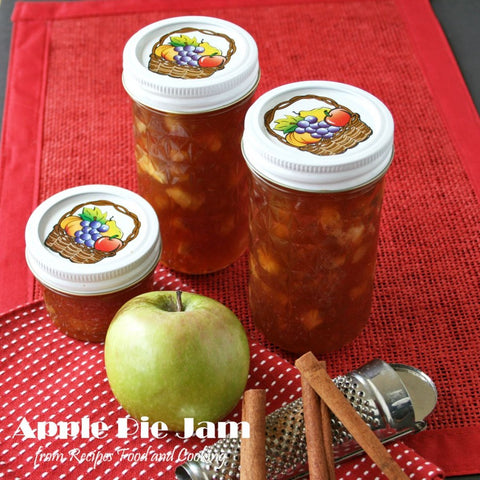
[1,0,479,475]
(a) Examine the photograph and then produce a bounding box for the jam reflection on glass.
[132,95,255,274]
[248,173,386,354]
[42,272,155,343]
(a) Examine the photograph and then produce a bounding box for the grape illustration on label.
[265,95,373,155]
[44,201,141,264]
[148,27,236,79]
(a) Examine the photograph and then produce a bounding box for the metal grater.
[176,359,437,480]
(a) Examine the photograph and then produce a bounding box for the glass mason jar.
[25,185,162,342]
[122,16,260,274]
[242,81,394,354]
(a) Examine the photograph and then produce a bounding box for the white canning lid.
[25,185,161,295]
[122,16,259,113]
[242,81,394,191]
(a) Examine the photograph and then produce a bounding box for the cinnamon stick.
[320,393,336,479]
[240,389,266,480]
[300,361,335,479]
[296,352,409,480]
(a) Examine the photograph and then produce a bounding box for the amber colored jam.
[42,271,155,342]
[132,95,255,274]
[248,173,386,354]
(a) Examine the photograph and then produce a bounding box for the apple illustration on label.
[104,291,250,432]
[325,108,351,127]
[94,236,123,252]
[198,55,226,68]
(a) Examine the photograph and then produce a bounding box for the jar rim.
[128,74,260,115]
[244,144,394,193]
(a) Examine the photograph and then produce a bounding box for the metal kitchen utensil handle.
[175,359,437,480]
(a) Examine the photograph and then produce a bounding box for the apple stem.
[176,290,184,312]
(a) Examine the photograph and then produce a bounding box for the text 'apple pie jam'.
[242,81,394,354]
[25,185,162,342]
[122,16,260,274]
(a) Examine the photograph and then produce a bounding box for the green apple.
[104,291,250,432]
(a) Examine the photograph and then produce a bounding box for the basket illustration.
[265,95,372,156]
[148,27,236,79]
[45,200,141,264]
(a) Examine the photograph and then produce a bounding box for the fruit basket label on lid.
[265,94,372,156]
[44,200,141,265]
[148,27,236,79]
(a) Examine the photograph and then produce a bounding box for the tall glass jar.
[242,81,394,354]
[122,16,260,274]
[25,185,162,342]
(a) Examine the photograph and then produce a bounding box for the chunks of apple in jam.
[248,175,385,354]
[132,96,254,274]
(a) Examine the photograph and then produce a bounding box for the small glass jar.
[122,16,260,274]
[25,185,162,342]
[242,81,394,354]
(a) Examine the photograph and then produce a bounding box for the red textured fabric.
[1,0,480,476]
[0,297,444,479]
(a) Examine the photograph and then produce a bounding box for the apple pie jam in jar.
[122,16,260,274]
[25,185,162,342]
[242,81,394,354]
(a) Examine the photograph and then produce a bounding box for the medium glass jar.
[242,81,394,354]
[122,16,260,274]
[25,185,162,342]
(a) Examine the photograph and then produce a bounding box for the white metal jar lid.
[25,185,161,295]
[122,16,260,113]
[242,81,394,192]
